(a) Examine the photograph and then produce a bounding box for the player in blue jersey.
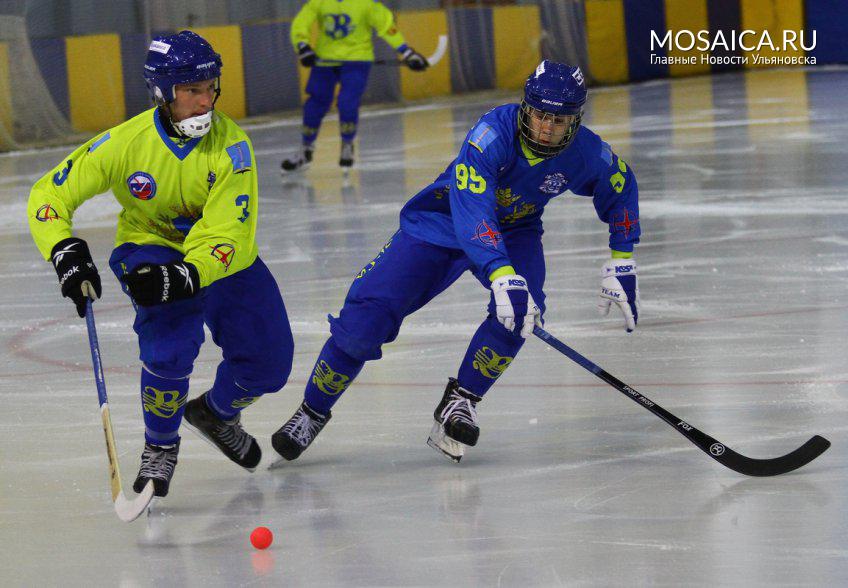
[28,31,295,496]
[272,60,640,463]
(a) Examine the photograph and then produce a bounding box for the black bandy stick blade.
[715,435,831,477]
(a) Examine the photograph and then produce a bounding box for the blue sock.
[140,366,189,445]
[206,361,262,421]
[456,316,525,398]
[304,337,364,415]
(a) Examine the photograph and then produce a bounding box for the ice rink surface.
[2,67,847,586]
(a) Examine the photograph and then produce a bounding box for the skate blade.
[427,420,463,463]
[267,457,289,470]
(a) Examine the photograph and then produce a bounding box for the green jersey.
[28,108,259,288]
[291,0,406,62]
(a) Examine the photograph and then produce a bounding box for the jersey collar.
[153,109,201,160]
[519,137,546,167]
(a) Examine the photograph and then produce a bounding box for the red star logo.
[614,209,639,237]
[472,221,502,247]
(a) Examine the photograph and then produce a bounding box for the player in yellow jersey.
[27,31,295,497]
[281,0,428,171]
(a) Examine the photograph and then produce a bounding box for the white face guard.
[173,111,214,138]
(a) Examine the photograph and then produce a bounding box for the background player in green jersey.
[281,0,428,171]
[27,31,295,497]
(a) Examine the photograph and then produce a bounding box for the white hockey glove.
[598,259,640,332]
[491,274,542,338]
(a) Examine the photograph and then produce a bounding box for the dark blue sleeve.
[572,137,641,252]
[448,119,514,280]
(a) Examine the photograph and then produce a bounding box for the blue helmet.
[519,60,587,158]
[143,30,222,104]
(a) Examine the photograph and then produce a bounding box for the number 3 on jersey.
[455,163,486,194]
[235,194,249,223]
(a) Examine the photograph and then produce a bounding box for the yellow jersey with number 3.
[27,108,259,288]
[291,0,406,62]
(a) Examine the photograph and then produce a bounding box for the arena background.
[1,0,846,147]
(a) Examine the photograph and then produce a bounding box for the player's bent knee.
[328,313,397,362]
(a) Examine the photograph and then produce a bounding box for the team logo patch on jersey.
[209,243,235,270]
[226,141,252,174]
[127,172,157,200]
[539,172,568,194]
[471,221,502,248]
[207,171,217,190]
[613,208,639,237]
[468,122,498,153]
[35,204,59,222]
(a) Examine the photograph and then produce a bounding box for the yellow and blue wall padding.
[20,2,848,133]
[27,6,542,132]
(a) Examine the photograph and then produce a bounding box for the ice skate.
[183,393,262,471]
[271,401,331,461]
[339,141,354,168]
[427,378,481,463]
[281,145,313,172]
[134,440,179,498]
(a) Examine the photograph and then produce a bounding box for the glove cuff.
[491,274,527,292]
[601,259,637,277]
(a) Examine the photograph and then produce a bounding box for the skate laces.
[283,409,323,447]
[139,445,177,480]
[440,391,478,427]
[212,416,252,459]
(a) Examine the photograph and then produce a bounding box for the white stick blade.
[114,480,154,522]
[427,35,448,66]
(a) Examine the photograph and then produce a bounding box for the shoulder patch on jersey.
[88,132,111,153]
[600,141,614,166]
[468,122,498,153]
[36,204,60,222]
[226,141,252,174]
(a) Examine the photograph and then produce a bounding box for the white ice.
[2,68,847,586]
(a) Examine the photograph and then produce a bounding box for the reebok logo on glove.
[59,265,80,286]
[121,261,200,307]
[160,265,171,302]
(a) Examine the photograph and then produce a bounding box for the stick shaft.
[85,301,124,499]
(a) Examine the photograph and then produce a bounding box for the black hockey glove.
[400,46,428,71]
[297,42,316,67]
[51,237,102,318]
[120,261,200,307]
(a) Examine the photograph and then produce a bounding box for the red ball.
[250,526,273,550]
